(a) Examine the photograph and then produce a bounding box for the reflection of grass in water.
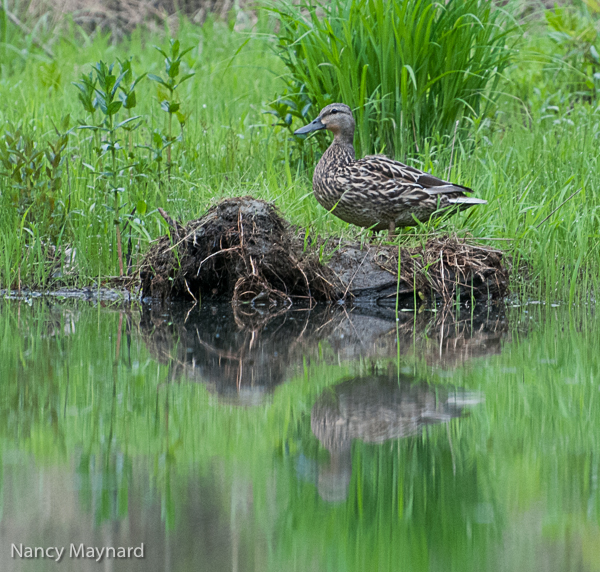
[0,301,599,570]
[273,417,496,572]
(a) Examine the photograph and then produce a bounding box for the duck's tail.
[448,196,487,207]
[425,185,487,208]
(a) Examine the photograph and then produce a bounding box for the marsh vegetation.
[0,0,598,303]
[1,3,600,569]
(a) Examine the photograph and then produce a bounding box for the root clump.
[139,196,333,305]
[372,235,508,303]
[139,196,509,305]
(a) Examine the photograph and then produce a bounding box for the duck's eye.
[330,109,339,115]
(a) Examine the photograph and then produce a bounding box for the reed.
[270,0,515,157]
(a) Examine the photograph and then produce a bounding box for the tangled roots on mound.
[138,197,335,305]
[138,196,510,306]
[375,235,509,302]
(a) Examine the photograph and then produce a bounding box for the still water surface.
[0,298,598,571]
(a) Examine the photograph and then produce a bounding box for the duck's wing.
[356,155,473,194]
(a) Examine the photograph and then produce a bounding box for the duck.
[294,103,486,235]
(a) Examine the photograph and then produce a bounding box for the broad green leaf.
[106,101,122,116]
[171,39,180,58]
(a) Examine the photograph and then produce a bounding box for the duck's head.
[294,103,355,143]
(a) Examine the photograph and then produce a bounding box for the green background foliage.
[272,0,514,157]
[0,1,598,302]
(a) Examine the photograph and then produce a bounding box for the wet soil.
[138,196,509,306]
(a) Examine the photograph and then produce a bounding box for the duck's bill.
[294,117,325,135]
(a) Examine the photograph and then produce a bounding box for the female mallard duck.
[294,103,486,235]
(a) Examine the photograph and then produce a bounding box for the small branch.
[411,116,420,154]
[196,247,240,276]
[342,251,370,300]
[158,207,177,229]
[184,279,197,303]
[447,120,459,180]
[467,237,514,241]
[115,224,124,277]
[158,207,182,243]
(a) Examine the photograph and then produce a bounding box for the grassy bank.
[0,2,599,302]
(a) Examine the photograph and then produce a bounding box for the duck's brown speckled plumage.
[295,103,486,232]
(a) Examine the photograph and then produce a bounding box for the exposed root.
[139,197,335,305]
[372,235,508,302]
[138,196,510,305]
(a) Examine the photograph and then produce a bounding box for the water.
[0,298,598,571]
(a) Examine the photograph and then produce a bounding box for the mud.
[138,196,509,306]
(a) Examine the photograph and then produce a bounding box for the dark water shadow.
[139,302,508,405]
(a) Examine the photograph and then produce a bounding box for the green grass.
[270,0,515,157]
[0,3,599,302]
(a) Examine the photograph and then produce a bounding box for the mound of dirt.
[138,196,509,305]
[366,235,508,303]
[139,197,334,305]
[22,1,253,39]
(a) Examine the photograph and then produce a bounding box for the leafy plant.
[118,57,147,156]
[76,60,144,276]
[148,39,195,178]
[266,89,313,134]
[0,117,71,239]
[0,123,45,210]
[44,115,71,198]
[73,71,101,153]
[265,87,316,168]
[271,0,514,158]
[139,129,171,185]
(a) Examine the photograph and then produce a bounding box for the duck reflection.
[139,302,506,405]
[309,374,479,502]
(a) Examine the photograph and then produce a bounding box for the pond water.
[0,298,598,571]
